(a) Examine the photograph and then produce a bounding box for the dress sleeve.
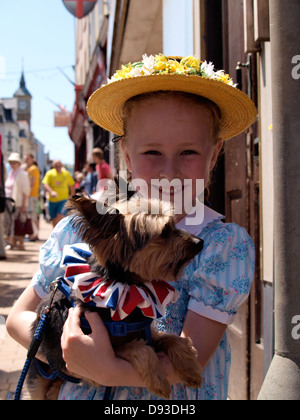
[188,223,255,325]
[31,216,82,298]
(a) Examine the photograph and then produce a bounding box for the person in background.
[74,171,85,194]
[24,153,40,241]
[91,147,112,182]
[84,163,98,195]
[4,153,30,250]
[42,160,75,227]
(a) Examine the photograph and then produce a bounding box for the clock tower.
[14,71,32,128]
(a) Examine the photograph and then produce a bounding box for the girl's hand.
[61,306,116,384]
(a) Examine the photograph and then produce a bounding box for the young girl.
[7,55,256,400]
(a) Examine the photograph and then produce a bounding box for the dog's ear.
[66,194,99,221]
[66,195,123,246]
[114,175,137,201]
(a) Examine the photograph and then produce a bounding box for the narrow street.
[0,218,53,400]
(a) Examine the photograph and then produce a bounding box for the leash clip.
[41,278,62,317]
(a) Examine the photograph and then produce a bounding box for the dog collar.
[61,244,179,321]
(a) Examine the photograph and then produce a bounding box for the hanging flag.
[62,0,97,19]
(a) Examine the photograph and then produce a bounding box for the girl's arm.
[6,285,41,350]
[181,310,226,368]
[7,286,226,388]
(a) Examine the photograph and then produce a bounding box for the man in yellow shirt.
[42,160,75,227]
[24,153,40,241]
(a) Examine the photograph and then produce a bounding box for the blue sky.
[0,1,76,165]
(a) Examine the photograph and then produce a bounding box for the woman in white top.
[5,152,30,250]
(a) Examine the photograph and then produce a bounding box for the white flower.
[141,54,155,75]
[214,70,226,79]
[201,61,215,77]
[130,67,143,77]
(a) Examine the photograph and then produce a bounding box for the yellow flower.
[113,64,133,80]
[181,56,201,71]
[154,54,169,72]
[155,54,168,63]
[154,55,190,74]
[168,60,186,74]
[217,72,233,85]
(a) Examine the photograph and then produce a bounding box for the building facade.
[0,72,48,176]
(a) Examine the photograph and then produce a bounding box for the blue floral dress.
[31,206,255,400]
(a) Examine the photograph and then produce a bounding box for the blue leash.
[14,313,49,400]
[15,277,153,400]
[14,279,62,400]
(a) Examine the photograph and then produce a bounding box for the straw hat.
[87,54,257,141]
[7,152,22,164]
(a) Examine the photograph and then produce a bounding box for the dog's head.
[67,186,203,283]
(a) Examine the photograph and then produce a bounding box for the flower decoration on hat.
[108,54,237,87]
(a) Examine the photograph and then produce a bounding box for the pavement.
[0,218,53,400]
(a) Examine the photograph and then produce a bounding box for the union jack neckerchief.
[61,244,179,321]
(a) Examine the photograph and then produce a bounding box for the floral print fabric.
[31,213,255,400]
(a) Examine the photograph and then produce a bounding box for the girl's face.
[122,96,223,217]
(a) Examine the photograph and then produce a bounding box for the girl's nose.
[159,158,180,180]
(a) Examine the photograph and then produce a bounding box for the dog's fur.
[27,185,204,400]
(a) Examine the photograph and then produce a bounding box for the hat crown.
[8,152,22,163]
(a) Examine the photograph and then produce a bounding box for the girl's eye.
[144,150,161,155]
[182,150,197,155]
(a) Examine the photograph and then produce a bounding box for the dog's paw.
[178,366,203,389]
[147,380,172,400]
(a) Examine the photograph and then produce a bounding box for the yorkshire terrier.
[27,182,204,400]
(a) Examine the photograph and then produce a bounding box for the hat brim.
[87,74,257,140]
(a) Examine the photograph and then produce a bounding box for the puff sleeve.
[188,222,255,325]
[31,216,82,298]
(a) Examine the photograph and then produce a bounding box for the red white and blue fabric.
[61,244,179,321]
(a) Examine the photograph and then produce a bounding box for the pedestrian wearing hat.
[7,55,256,400]
[4,152,30,250]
